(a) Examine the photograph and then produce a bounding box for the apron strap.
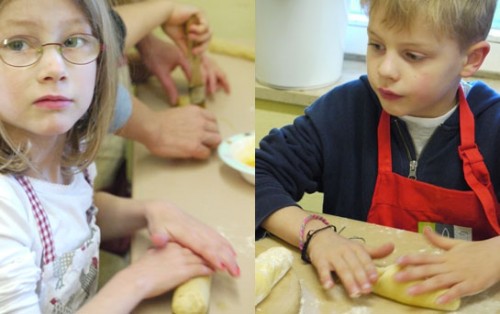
[457,86,500,234]
[377,110,392,172]
[16,176,56,265]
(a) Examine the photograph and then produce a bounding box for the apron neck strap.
[458,85,475,148]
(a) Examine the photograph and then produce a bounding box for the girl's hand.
[128,242,213,299]
[162,5,211,55]
[307,229,394,297]
[143,200,240,278]
[395,228,500,305]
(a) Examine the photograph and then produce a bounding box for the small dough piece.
[209,38,255,61]
[172,276,212,314]
[373,264,460,311]
[255,247,293,305]
[176,95,191,107]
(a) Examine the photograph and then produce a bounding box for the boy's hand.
[395,228,500,305]
[308,229,394,297]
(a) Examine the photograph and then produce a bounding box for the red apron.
[367,87,500,240]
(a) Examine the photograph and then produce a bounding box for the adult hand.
[162,4,211,55]
[202,54,231,97]
[136,35,230,104]
[136,34,190,105]
[144,104,221,159]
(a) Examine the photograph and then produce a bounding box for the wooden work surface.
[256,214,500,314]
[130,53,255,313]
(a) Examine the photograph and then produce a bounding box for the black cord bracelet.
[301,224,337,263]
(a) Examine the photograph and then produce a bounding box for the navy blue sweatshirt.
[256,76,500,238]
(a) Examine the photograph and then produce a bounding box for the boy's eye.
[405,52,425,61]
[368,42,384,51]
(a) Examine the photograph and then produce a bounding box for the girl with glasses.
[0,0,239,313]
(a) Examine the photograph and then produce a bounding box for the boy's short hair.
[361,0,497,51]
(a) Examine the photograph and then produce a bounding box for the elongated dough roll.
[172,276,212,314]
[373,264,460,311]
[255,247,294,305]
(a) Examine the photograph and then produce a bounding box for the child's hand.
[395,228,500,305]
[162,4,211,55]
[307,229,394,297]
[143,200,240,278]
[129,242,213,299]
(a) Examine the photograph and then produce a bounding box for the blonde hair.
[0,0,121,175]
[360,0,497,51]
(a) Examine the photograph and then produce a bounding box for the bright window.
[345,2,500,74]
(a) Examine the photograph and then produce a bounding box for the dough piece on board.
[256,266,301,314]
[255,247,293,305]
[373,264,460,311]
[172,276,212,314]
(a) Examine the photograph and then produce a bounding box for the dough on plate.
[172,276,212,314]
[373,264,460,311]
[255,247,293,305]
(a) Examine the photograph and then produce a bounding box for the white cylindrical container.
[256,0,349,90]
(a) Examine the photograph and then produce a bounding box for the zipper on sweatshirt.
[394,119,418,180]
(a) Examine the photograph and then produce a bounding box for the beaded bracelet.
[301,224,337,263]
[299,214,330,250]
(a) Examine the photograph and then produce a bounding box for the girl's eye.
[63,36,84,48]
[5,39,29,51]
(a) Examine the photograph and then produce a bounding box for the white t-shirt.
[400,82,471,158]
[0,165,96,313]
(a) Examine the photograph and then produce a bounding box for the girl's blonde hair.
[361,0,497,51]
[0,0,121,175]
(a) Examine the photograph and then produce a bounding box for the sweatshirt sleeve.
[255,76,380,238]
[255,97,327,238]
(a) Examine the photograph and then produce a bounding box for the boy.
[256,0,500,306]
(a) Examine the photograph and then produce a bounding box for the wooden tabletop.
[130,53,255,314]
[256,214,500,313]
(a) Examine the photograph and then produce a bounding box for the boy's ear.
[461,41,490,77]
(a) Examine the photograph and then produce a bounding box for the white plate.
[218,131,255,185]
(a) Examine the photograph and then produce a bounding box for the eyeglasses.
[0,34,102,67]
